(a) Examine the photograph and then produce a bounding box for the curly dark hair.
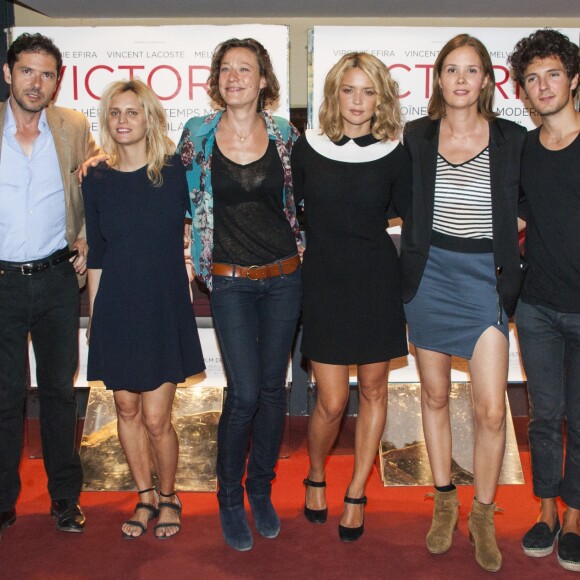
[7,33,63,76]
[207,38,280,111]
[508,29,580,96]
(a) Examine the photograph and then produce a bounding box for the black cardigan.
[400,116,527,317]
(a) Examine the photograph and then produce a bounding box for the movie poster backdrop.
[308,26,580,130]
[12,25,290,144]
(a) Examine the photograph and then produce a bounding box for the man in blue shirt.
[0,33,98,537]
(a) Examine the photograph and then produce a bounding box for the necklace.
[223,114,261,143]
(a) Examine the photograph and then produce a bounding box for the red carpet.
[1,421,576,579]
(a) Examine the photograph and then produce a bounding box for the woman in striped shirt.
[400,34,526,573]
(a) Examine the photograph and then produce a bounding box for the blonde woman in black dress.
[292,53,411,542]
[84,80,204,539]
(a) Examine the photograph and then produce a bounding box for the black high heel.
[303,478,327,524]
[338,495,367,542]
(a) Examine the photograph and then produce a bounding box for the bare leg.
[341,361,389,528]
[306,362,350,511]
[415,348,453,487]
[141,382,180,538]
[563,506,580,535]
[535,498,559,530]
[114,390,157,537]
[468,327,509,504]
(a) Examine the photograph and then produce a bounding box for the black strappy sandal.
[303,478,328,524]
[154,490,182,540]
[122,486,159,540]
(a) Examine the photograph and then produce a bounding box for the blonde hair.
[428,34,497,121]
[99,79,175,186]
[319,52,403,142]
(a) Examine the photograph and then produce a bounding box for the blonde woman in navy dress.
[401,35,526,571]
[84,80,205,540]
[292,53,411,542]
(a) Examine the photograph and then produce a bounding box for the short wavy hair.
[318,52,403,142]
[7,32,63,76]
[508,29,580,97]
[99,79,175,186]
[428,34,497,121]
[207,38,280,111]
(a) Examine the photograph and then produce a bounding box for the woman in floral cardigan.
[178,38,302,552]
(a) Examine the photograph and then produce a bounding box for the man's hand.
[78,154,110,183]
[71,239,88,274]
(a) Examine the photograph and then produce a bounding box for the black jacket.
[400,116,527,317]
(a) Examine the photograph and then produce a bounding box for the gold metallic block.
[379,383,524,486]
[80,381,223,491]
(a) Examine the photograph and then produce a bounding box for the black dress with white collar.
[291,129,412,365]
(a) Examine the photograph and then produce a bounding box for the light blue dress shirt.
[0,100,67,262]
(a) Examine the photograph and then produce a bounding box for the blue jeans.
[211,269,301,509]
[516,300,580,509]
[0,258,82,510]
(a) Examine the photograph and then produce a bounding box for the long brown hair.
[428,34,497,121]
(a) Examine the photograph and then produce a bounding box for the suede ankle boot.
[219,505,253,551]
[248,494,280,539]
[468,498,502,572]
[426,488,459,554]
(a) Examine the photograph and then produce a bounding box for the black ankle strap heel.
[303,478,328,524]
[339,495,367,543]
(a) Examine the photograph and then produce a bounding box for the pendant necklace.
[224,114,260,144]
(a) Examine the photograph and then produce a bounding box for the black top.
[83,156,205,391]
[520,128,580,313]
[400,116,527,317]
[212,140,297,266]
[292,130,411,365]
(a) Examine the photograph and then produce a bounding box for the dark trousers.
[516,299,580,509]
[210,269,301,509]
[0,258,83,510]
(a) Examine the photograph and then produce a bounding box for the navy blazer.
[400,116,527,317]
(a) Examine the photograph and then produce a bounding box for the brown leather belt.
[212,254,301,281]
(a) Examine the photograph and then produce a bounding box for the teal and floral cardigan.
[178,110,301,291]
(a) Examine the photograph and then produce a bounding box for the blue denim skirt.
[404,246,508,359]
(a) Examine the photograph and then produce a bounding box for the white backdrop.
[12,25,290,144]
[309,26,580,130]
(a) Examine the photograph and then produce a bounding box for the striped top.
[433,147,492,240]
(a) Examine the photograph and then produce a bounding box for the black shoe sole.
[0,514,16,534]
[304,506,328,524]
[55,522,85,533]
[339,523,364,542]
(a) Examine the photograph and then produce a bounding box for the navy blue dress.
[83,156,205,391]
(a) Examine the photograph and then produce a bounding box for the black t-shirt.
[520,127,580,312]
[212,140,297,266]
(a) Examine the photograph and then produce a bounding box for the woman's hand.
[298,244,305,262]
[71,239,88,275]
[184,252,195,304]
